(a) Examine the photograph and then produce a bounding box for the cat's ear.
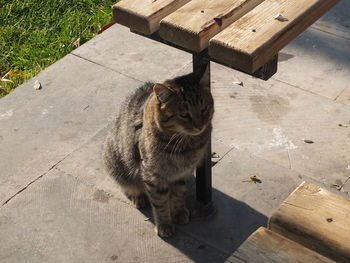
[153,83,173,103]
[198,64,210,90]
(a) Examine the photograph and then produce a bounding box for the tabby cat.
[103,65,213,237]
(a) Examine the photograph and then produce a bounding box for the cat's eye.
[180,113,190,119]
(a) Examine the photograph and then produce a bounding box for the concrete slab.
[0,54,141,205]
[72,24,192,83]
[52,109,348,256]
[336,87,350,106]
[313,0,350,40]
[273,27,350,100]
[0,168,227,263]
[208,62,350,194]
[20,117,300,259]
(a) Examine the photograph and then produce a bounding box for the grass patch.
[0,0,117,97]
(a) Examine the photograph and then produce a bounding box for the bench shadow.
[286,1,350,68]
[139,186,268,263]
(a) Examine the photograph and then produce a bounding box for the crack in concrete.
[0,122,113,208]
[311,25,350,41]
[1,155,70,207]
[54,166,132,208]
[334,87,347,102]
[339,176,350,191]
[70,53,143,83]
[272,77,350,107]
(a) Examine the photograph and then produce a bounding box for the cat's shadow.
[139,185,268,263]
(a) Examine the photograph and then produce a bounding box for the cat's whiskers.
[176,135,186,155]
[156,133,179,159]
[172,134,188,157]
[170,135,182,157]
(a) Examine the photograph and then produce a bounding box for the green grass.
[0,0,117,97]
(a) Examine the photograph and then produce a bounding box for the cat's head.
[152,65,214,136]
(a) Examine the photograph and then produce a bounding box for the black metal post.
[192,52,216,220]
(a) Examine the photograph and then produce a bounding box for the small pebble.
[233,81,243,86]
[274,13,289,22]
[304,139,314,144]
[326,218,333,223]
[34,80,42,90]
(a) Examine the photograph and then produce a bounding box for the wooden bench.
[226,182,350,262]
[112,0,340,217]
[226,227,335,263]
[269,181,350,262]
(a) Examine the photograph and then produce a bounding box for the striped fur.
[103,67,213,237]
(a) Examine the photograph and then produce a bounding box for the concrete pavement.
[0,1,349,262]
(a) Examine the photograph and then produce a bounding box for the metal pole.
[192,52,216,219]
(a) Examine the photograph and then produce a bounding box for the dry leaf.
[274,13,289,22]
[73,38,80,48]
[332,184,342,191]
[34,80,42,90]
[242,174,262,184]
[303,139,314,144]
[338,123,348,128]
[98,22,116,34]
[1,70,13,83]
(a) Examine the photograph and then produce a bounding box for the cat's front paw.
[155,223,175,238]
[174,207,190,225]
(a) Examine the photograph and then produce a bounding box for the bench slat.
[113,0,191,35]
[209,0,340,73]
[159,0,265,52]
[269,181,350,263]
[226,227,334,263]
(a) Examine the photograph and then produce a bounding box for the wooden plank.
[159,0,265,52]
[209,0,340,73]
[269,182,350,263]
[113,0,191,35]
[226,227,334,263]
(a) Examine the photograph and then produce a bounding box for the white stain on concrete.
[0,109,13,120]
[268,127,297,150]
[229,139,241,150]
[42,109,49,115]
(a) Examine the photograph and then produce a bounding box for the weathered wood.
[269,182,350,263]
[209,0,341,73]
[159,0,265,52]
[252,54,278,80]
[113,0,191,35]
[226,227,334,263]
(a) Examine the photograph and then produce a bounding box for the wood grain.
[209,0,340,73]
[159,0,264,52]
[226,227,334,263]
[269,181,350,263]
[113,0,191,35]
